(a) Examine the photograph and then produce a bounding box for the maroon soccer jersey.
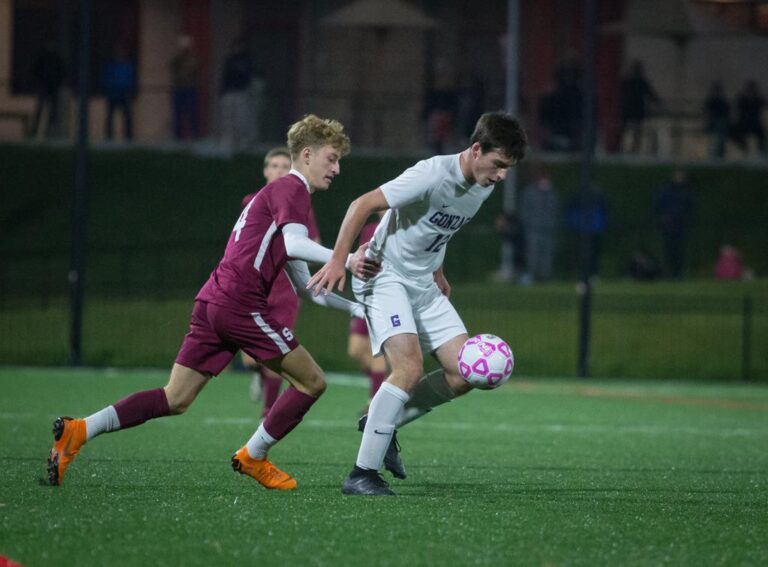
[359,220,379,246]
[240,185,321,327]
[196,173,311,312]
[241,192,320,240]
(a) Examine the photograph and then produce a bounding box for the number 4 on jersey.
[233,198,255,242]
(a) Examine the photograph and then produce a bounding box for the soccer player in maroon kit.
[47,115,379,490]
[240,147,322,420]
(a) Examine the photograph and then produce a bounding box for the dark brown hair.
[470,111,528,163]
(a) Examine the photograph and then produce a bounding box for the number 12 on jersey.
[425,234,451,253]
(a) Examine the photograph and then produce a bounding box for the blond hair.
[286,115,351,161]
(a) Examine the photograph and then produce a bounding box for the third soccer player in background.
[309,111,528,495]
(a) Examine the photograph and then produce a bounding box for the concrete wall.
[0,0,185,143]
[310,27,427,150]
[134,0,183,142]
[626,36,768,110]
[0,0,30,139]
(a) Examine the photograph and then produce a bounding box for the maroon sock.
[368,370,387,398]
[113,388,170,430]
[261,369,283,418]
[262,387,318,441]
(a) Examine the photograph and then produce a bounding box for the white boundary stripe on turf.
[325,373,370,388]
[2,411,764,437]
[196,416,768,438]
[300,420,768,438]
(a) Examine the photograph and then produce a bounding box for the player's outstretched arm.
[283,224,380,281]
[307,188,389,295]
[285,260,365,318]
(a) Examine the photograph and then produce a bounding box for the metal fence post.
[68,0,92,366]
[577,0,597,378]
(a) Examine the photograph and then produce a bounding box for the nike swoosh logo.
[441,204,450,209]
[373,429,392,436]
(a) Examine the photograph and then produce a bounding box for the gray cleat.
[342,469,395,496]
[358,415,407,480]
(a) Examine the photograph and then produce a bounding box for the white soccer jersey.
[367,154,494,278]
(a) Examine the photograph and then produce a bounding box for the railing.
[1,274,763,381]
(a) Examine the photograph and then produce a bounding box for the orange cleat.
[47,417,87,486]
[231,447,297,490]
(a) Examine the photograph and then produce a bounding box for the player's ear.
[301,146,312,165]
[471,142,483,158]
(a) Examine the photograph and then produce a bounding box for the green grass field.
[1,368,767,566]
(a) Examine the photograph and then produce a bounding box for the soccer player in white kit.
[308,111,528,495]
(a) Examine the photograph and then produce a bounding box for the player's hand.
[307,257,347,295]
[434,270,451,297]
[348,243,382,281]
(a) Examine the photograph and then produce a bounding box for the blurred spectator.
[619,60,661,153]
[627,248,660,282]
[714,245,744,280]
[540,59,583,152]
[653,169,693,280]
[565,185,608,279]
[494,212,526,283]
[423,88,458,153]
[29,40,66,139]
[456,76,485,146]
[220,38,256,152]
[423,60,458,154]
[519,170,560,282]
[169,35,200,140]
[101,45,136,141]
[731,80,766,157]
[703,81,730,159]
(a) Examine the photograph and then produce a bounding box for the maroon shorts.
[268,271,300,328]
[175,301,299,376]
[349,316,369,336]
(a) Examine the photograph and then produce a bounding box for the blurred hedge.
[2,143,767,299]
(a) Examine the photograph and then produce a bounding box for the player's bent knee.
[311,379,327,397]
[302,373,327,397]
[165,393,192,415]
[389,364,423,393]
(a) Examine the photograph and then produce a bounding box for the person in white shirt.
[308,111,528,495]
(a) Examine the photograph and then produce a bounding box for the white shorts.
[352,268,467,357]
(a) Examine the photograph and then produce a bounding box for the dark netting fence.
[2,147,766,379]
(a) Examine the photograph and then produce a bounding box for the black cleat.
[342,468,395,496]
[358,415,407,480]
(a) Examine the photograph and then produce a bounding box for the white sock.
[245,423,276,459]
[356,382,410,471]
[84,406,120,440]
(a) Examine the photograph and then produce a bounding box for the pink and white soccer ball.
[457,334,515,389]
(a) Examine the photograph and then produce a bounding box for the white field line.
[197,417,767,438]
[1,411,763,437]
[325,374,369,388]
